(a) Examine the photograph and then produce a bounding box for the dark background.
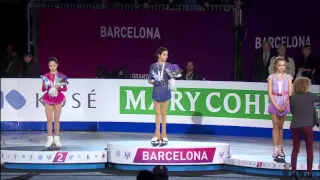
[0,0,28,55]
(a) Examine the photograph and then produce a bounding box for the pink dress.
[267,74,292,116]
[42,72,67,105]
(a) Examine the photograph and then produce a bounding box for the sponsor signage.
[133,148,215,164]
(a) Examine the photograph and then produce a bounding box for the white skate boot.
[161,137,169,146]
[53,136,62,150]
[272,145,279,159]
[278,145,285,159]
[45,136,54,150]
[151,137,160,146]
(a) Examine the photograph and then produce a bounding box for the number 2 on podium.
[53,152,68,163]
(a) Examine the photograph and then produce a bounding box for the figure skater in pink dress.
[41,57,68,149]
[267,57,293,160]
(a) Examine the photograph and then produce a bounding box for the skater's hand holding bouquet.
[165,64,182,91]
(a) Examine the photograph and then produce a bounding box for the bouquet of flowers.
[165,64,182,91]
[165,64,182,78]
[55,74,69,87]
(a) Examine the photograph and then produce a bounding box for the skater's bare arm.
[285,78,293,106]
[267,77,278,108]
[288,78,293,96]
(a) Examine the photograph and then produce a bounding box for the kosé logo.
[1,90,26,110]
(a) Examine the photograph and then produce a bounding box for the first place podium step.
[107,140,230,170]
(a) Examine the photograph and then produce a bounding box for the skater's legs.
[160,101,169,138]
[278,116,286,146]
[301,126,314,173]
[290,128,301,173]
[153,101,161,139]
[271,114,280,146]
[45,104,54,136]
[53,104,62,136]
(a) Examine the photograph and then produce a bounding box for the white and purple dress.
[267,74,292,116]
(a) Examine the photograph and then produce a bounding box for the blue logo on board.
[0,90,26,110]
[116,150,120,157]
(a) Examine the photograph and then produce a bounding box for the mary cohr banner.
[243,0,319,81]
[38,9,234,80]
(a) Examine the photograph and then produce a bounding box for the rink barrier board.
[1,78,319,140]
